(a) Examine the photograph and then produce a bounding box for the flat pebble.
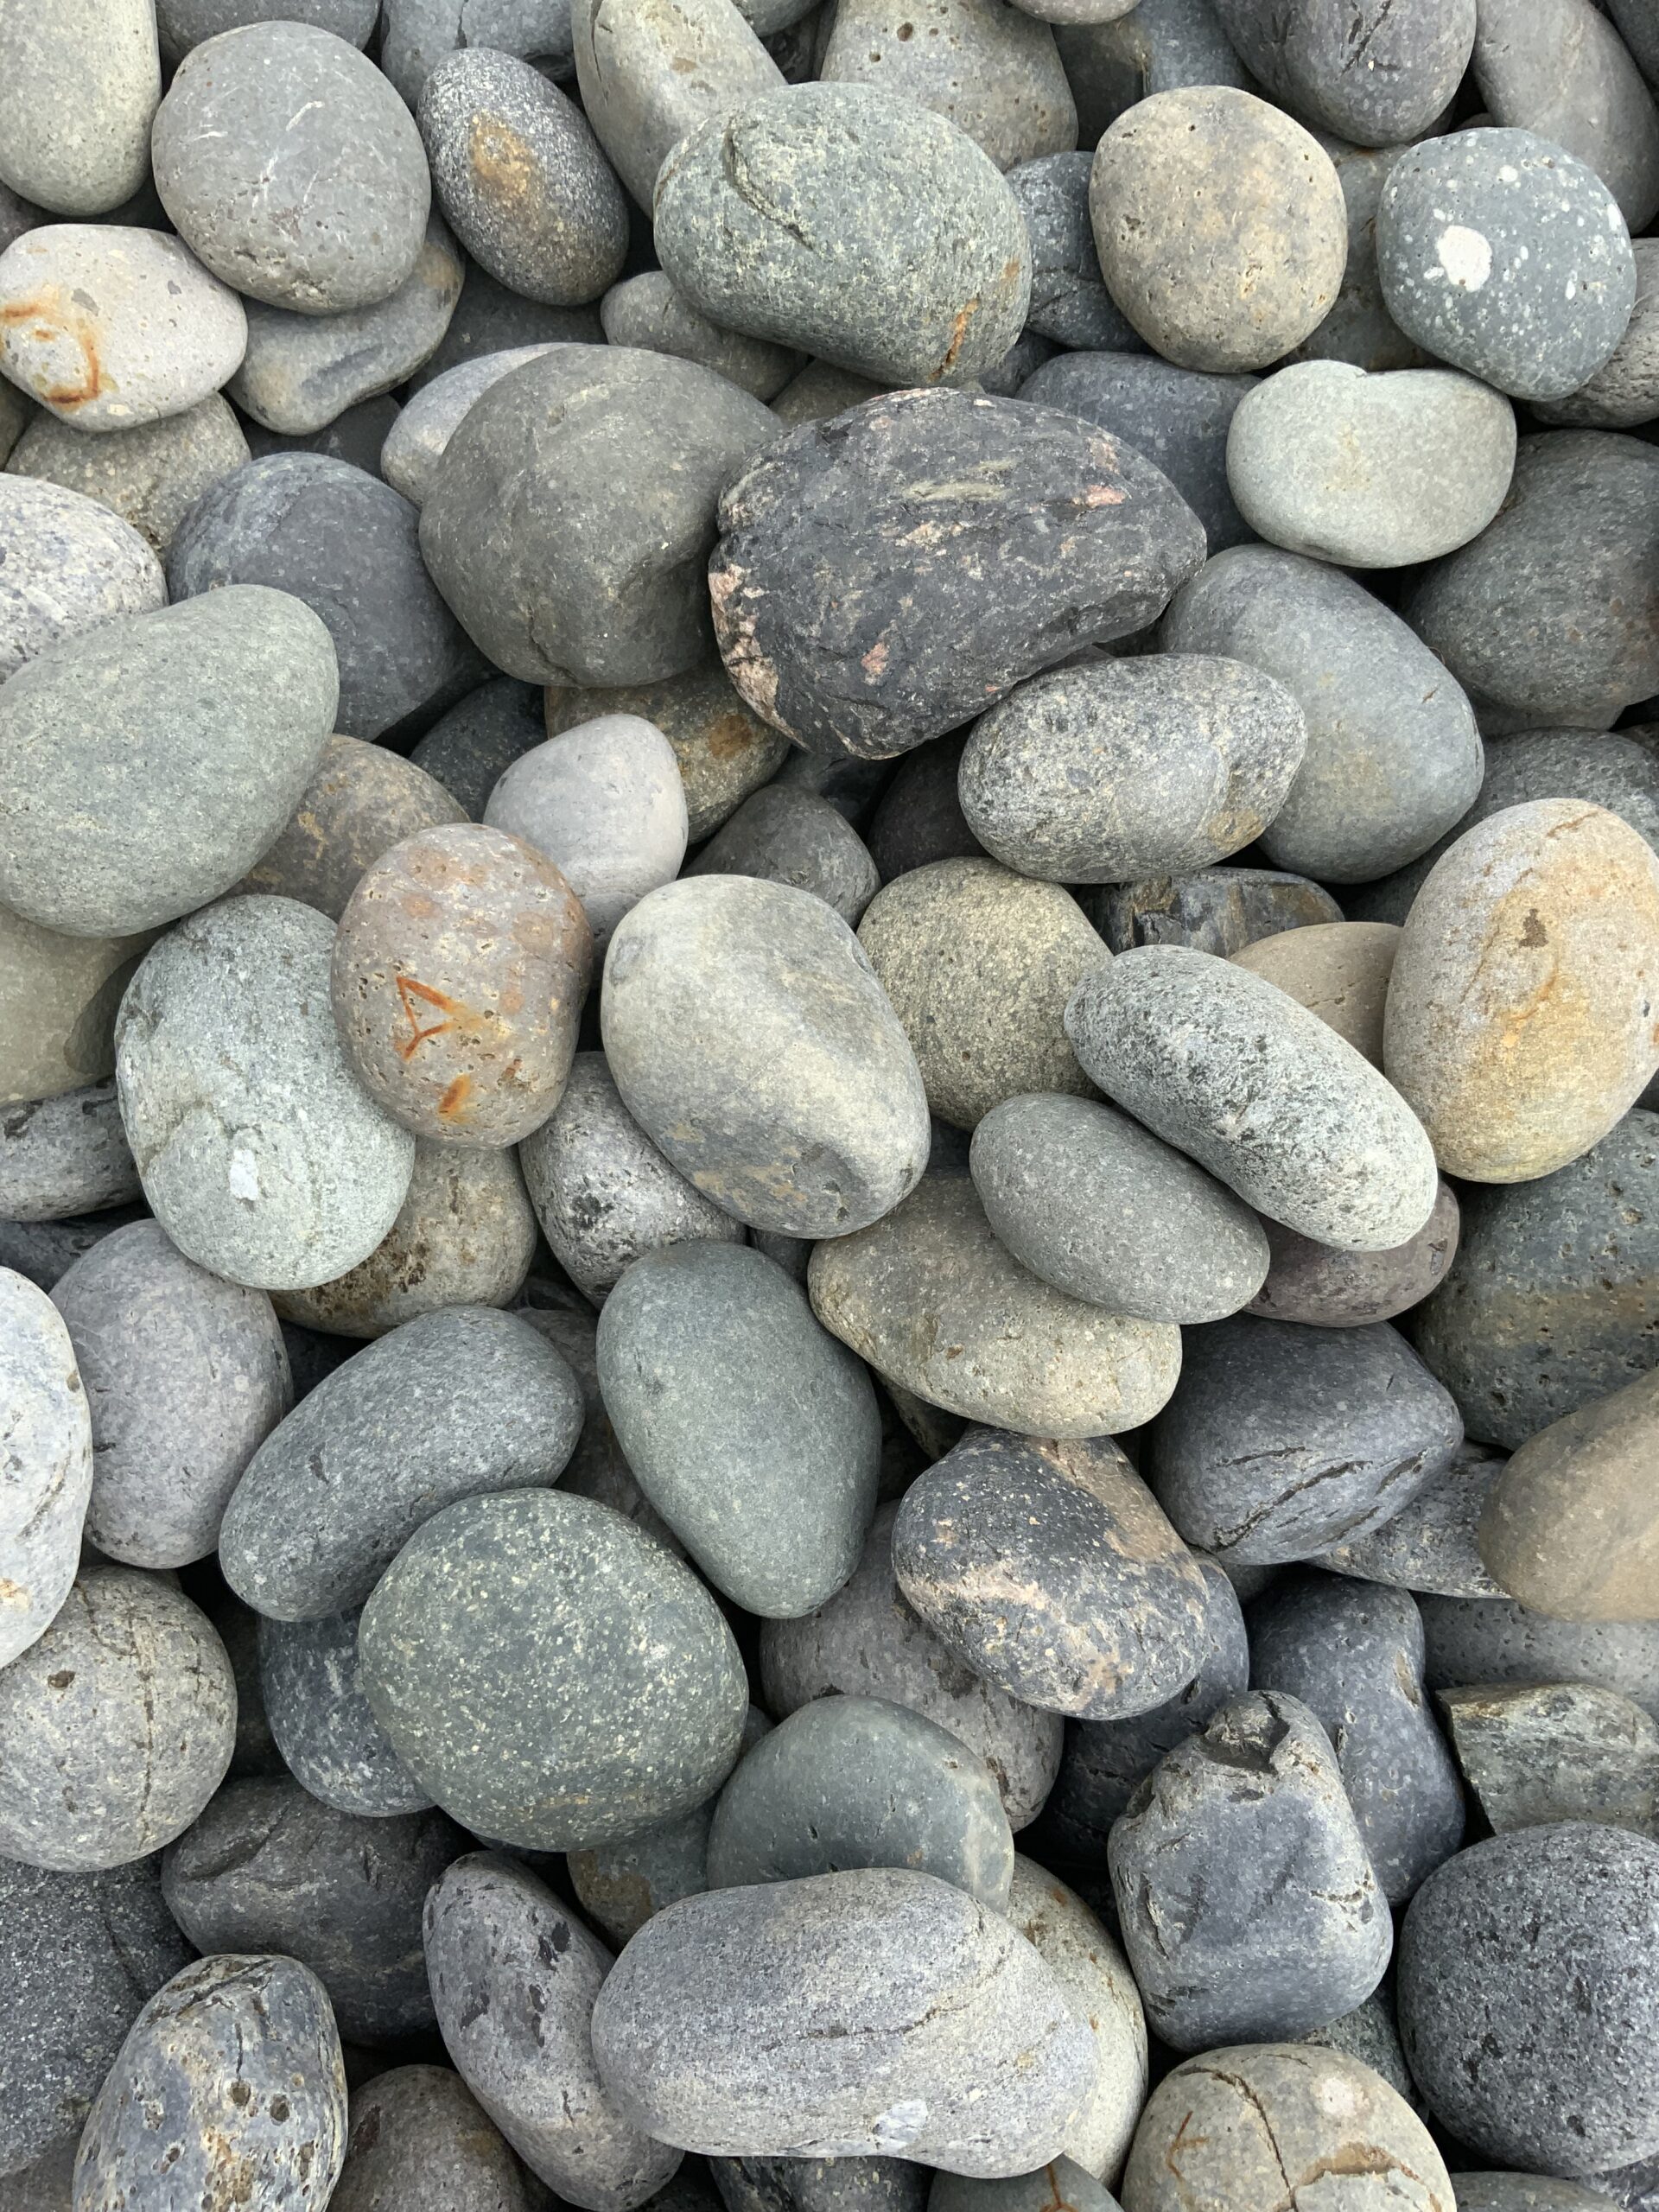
[1161,544,1484,884]
[162,1778,466,2043]
[1398,1823,1659,2174]
[817,0,1077,170]
[690,785,879,926]
[970,1091,1269,1323]
[0,1080,141,1224]
[1212,0,1475,144]
[1375,129,1637,403]
[419,48,627,305]
[589,1868,1097,2175]
[602,874,930,1237]
[571,0,785,210]
[0,0,158,218]
[153,21,431,314]
[259,1605,433,1817]
[0,587,336,935]
[597,1241,880,1616]
[421,346,780,687]
[329,2064,547,2212]
[1089,88,1346,372]
[73,1955,346,2212]
[0,1567,235,1872]
[858,861,1106,1128]
[358,1488,747,1847]
[0,226,244,437]
[546,664,791,842]
[51,1219,289,1569]
[1009,156,1138,348]
[6,394,250,557]
[1065,946,1440,1251]
[1313,1440,1504,1598]
[1440,1681,1656,1840]
[1091,864,1341,957]
[710,388,1204,760]
[893,1427,1211,1719]
[760,1499,1064,1831]
[1147,1313,1462,1565]
[960,654,1306,883]
[0,477,164,681]
[0,1269,92,1674]
[810,1173,1182,1438]
[116,896,416,1291]
[1247,1180,1460,1330]
[1473,0,1659,231]
[1383,800,1659,1184]
[1225,362,1515,568]
[1109,1689,1393,2049]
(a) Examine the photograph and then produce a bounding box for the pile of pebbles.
[3,0,1659,2208]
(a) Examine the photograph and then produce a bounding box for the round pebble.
[0,1268,93,1672]
[545,664,791,842]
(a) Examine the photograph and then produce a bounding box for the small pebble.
[690,785,880,926]
[0,1080,141,1224]
[258,1605,435,1818]
[1091,864,1342,957]
[1440,1681,1658,1839]
[328,2064,547,2212]
[0,1268,93,1672]
[1246,1179,1461,1330]
[6,393,251,557]
[546,664,791,842]
[0,476,164,680]
[411,674,549,818]
[238,733,467,920]
[1313,1440,1504,1599]
[602,273,804,399]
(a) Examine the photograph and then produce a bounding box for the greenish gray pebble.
[359,1488,748,1848]
[602,273,804,400]
[1535,237,1659,429]
[5,395,250,558]
[0,0,158,219]
[1438,1681,1658,1840]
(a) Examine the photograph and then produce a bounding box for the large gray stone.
[0,0,158,218]
[0,1269,92,1674]
[6,394,251,557]
[0,1081,140,1224]
[1211,0,1474,145]
[589,1868,1097,2175]
[114,896,416,1292]
[0,588,336,936]
[571,0,784,209]
[358,1488,748,1847]
[0,476,163,681]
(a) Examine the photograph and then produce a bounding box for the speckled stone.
[259,1605,433,1816]
[0,1269,91,1675]
[1122,2044,1452,2212]
[590,1868,1097,2174]
[0,1211,146,1298]
[381,346,565,506]
[0,1567,234,1871]
[1066,946,1440,1251]
[810,1174,1181,1439]
[421,346,779,688]
[708,1694,1014,1905]
[0,588,336,935]
[1536,238,1659,429]
[332,823,591,1147]
[865,736,982,882]
[690,786,880,927]
[1421,1598,1659,1723]
[51,1219,289,1569]
[6,395,248,558]
[1414,1114,1659,1450]
[1018,351,1255,555]
[1474,0,1659,231]
[1090,89,1346,372]
[412,677,548,819]
[1375,130,1637,404]
[431,1856,679,2212]
[571,0,784,209]
[115,897,415,1291]
[597,1241,880,1616]
[893,1427,1209,1720]
[1399,1824,1659,2174]
[760,1501,1063,1831]
[1212,0,1474,144]
[710,389,1204,760]
[168,454,479,742]
[1090,866,1342,956]
[1249,1572,1464,1902]
[239,734,467,920]
[228,217,463,435]
[162,1779,466,2043]
[1248,1182,1460,1330]
[1385,800,1659,1184]
[1291,137,1425,375]
[0,0,158,218]
[221,1305,581,1619]
[1055,0,1251,146]
[546,665,791,843]
[1230,922,1398,1067]
[969,1092,1269,1324]
[1148,1313,1462,1566]
[1313,1440,1504,1598]
[1226,363,1516,569]
[153,22,431,315]
[1440,1681,1657,1839]
[411,264,603,387]
[73,1954,347,2212]
[601,874,930,1237]
[329,2064,547,2212]
[420,50,627,306]
[1161,545,1484,884]
[961,654,1304,883]
[359,1488,747,1847]
[1111,1689,1391,2048]
[520,1053,742,1306]
[1008,156,1136,347]
[1408,433,1659,729]
[602,275,803,400]
[0,477,162,681]
[818,0,1076,170]
[0,1853,189,2180]
[0,1081,139,1224]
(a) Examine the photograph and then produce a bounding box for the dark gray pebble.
[1211,0,1474,145]
[258,1607,435,1818]
[1312,1441,1507,1600]
[1147,1313,1463,1566]
[411,677,547,820]
[358,1489,747,1848]
[220,1305,582,1620]
[1008,155,1139,349]
[714,2156,926,2212]
[1056,0,1252,150]
[1089,864,1342,955]
[864,736,985,883]
[0,1209,143,1294]
[690,785,880,926]
[0,1081,139,1224]
[712,388,1204,760]
[408,262,603,387]
[1109,1688,1393,2050]
[161,1777,467,2043]
[1421,1596,1659,1722]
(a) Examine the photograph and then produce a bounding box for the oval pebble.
[690,785,880,928]
[0,475,164,681]
[571,0,785,210]
[1211,0,1475,146]
[0,1268,92,1671]
[817,0,1077,171]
